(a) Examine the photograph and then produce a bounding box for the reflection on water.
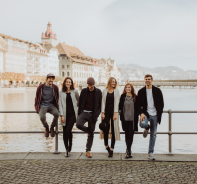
[0,88,197,153]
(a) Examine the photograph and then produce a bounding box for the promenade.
[0,152,197,184]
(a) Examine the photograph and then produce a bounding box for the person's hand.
[113,113,117,121]
[140,113,145,122]
[61,116,65,123]
[101,112,105,120]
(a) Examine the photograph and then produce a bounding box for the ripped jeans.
[140,115,158,154]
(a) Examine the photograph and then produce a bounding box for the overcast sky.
[1,0,197,70]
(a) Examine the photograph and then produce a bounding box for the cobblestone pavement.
[0,160,196,184]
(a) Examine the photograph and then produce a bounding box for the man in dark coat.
[137,74,164,160]
[76,77,102,158]
[35,73,59,138]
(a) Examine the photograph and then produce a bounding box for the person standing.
[138,74,164,160]
[76,77,102,158]
[35,73,59,138]
[119,83,138,158]
[100,77,120,157]
[59,77,79,157]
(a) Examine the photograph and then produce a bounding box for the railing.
[0,110,197,155]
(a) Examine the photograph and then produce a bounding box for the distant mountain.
[118,64,197,80]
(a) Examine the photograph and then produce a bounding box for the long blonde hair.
[106,77,117,89]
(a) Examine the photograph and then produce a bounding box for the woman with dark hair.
[119,83,138,158]
[59,77,79,157]
[100,77,120,157]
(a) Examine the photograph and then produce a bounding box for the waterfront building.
[0,36,6,73]
[42,43,59,76]
[0,33,28,74]
[41,22,57,47]
[56,42,98,84]
[27,43,48,76]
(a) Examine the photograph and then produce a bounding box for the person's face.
[125,85,131,93]
[65,79,72,88]
[88,84,94,91]
[111,79,116,88]
[46,77,54,85]
[145,77,153,86]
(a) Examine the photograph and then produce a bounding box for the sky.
[1,0,197,70]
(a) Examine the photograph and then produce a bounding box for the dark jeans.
[63,111,76,151]
[76,112,96,152]
[124,121,134,151]
[104,108,115,149]
[39,106,59,129]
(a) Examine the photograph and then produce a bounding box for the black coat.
[137,85,164,124]
[78,87,102,121]
[119,93,139,132]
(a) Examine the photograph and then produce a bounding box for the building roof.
[56,42,95,65]
[0,33,38,47]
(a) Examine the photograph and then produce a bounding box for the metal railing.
[0,110,197,155]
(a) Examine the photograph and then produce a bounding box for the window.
[74,72,76,77]
[62,65,64,69]
[67,65,70,69]
[67,72,70,77]
[62,71,64,77]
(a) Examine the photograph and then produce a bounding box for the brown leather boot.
[50,127,55,137]
[86,151,92,158]
[45,128,49,137]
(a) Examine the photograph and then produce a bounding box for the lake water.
[0,87,197,154]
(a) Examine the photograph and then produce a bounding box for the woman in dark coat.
[119,83,138,158]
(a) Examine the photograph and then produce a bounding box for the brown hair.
[144,74,153,80]
[62,77,75,92]
[122,83,136,102]
[106,77,117,89]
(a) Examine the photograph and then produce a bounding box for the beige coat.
[59,89,79,126]
[99,88,121,141]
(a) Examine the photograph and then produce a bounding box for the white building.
[42,43,59,76]
[0,36,6,73]
[0,33,28,74]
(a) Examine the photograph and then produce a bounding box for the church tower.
[41,22,57,47]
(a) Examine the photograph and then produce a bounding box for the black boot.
[129,150,132,158]
[125,150,129,159]
[108,150,113,157]
[68,144,72,152]
[65,150,69,157]
[106,146,110,153]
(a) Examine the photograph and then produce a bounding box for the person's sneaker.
[86,151,92,158]
[143,129,148,138]
[129,150,132,158]
[50,127,55,137]
[45,128,49,137]
[148,153,155,160]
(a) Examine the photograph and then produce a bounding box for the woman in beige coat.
[101,77,120,157]
[59,77,79,157]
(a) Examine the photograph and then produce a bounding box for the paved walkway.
[0,153,197,183]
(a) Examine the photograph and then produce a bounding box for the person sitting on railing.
[34,73,59,138]
[138,74,164,160]
[76,77,102,158]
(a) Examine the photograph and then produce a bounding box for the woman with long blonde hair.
[119,83,138,158]
[100,77,120,157]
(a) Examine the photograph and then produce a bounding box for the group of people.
[35,73,164,160]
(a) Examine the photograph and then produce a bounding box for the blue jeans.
[140,115,158,154]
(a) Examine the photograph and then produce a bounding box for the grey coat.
[59,89,79,126]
